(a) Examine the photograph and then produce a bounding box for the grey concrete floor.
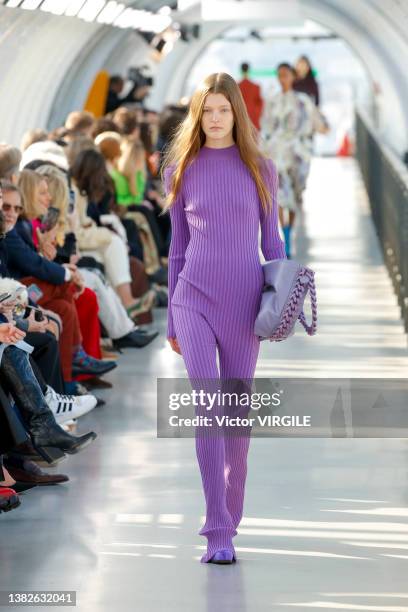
[1,159,408,612]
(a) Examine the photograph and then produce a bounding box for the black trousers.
[128,204,168,257]
[26,331,64,394]
[0,385,30,456]
[121,218,144,261]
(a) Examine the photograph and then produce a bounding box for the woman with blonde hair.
[36,164,158,349]
[96,134,156,259]
[116,139,146,204]
[18,169,51,221]
[109,138,169,258]
[17,169,54,256]
[35,164,68,246]
[162,72,286,564]
[5,179,117,389]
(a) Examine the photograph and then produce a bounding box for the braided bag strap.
[268,266,317,342]
[298,269,317,336]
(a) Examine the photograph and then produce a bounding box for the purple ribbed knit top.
[163,143,286,339]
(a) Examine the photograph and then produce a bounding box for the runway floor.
[1,158,408,611]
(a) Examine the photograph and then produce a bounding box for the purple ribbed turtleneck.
[163,143,286,339]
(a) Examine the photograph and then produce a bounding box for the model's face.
[1,189,23,231]
[36,179,51,216]
[278,67,295,90]
[201,93,234,142]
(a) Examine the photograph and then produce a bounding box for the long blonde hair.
[36,164,68,244]
[18,169,45,220]
[161,72,272,214]
[117,139,146,198]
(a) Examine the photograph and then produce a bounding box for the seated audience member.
[64,111,95,141]
[0,182,97,415]
[109,138,170,258]
[21,140,69,173]
[0,144,22,185]
[0,334,97,464]
[95,133,168,288]
[21,129,48,152]
[69,148,156,318]
[35,164,158,349]
[3,178,116,393]
[156,104,188,172]
[91,117,120,139]
[112,107,141,140]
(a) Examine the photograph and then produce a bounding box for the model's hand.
[168,337,181,354]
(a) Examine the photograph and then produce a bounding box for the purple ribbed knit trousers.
[164,144,286,563]
[172,304,260,562]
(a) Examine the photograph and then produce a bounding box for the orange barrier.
[83,71,110,118]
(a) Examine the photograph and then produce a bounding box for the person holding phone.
[0,184,98,466]
[35,164,158,349]
[2,180,117,390]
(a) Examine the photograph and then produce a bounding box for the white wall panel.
[0,7,101,145]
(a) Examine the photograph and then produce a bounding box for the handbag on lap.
[254,259,317,342]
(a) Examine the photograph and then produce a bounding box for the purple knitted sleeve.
[163,165,190,339]
[259,158,287,261]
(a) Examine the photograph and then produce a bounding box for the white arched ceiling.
[0,1,408,154]
[0,6,153,146]
[0,7,99,145]
[49,29,151,130]
[149,0,408,155]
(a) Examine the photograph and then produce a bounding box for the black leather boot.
[28,411,96,463]
[1,347,97,464]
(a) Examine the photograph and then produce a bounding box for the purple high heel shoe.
[208,549,236,564]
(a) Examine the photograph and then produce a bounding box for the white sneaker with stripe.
[45,386,97,424]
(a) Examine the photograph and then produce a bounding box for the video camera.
[127,66,154,89]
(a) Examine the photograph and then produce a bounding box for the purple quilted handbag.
[254,259,317,342]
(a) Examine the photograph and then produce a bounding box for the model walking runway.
[163,72,286,564]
